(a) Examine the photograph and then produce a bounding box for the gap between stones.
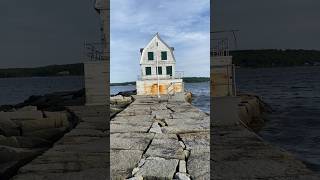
[127,102,191,179]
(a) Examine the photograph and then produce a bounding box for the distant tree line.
[231,49,320,67]
[182,77,210,83]
[0,63,84,78]
[0,63,210,84]
[110,77,210,86]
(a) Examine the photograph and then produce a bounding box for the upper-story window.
[145,67,151,75]
[158,67,162,75]
[148,52,154,60]
[161,51,167,60]
[166,66,172,76]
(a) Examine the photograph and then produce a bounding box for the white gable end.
[140,34,175,64]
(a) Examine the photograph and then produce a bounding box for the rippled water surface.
[0,76,84,105]
[0,76,210,114]
[236,66,320,172]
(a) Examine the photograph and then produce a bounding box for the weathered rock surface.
[111,95,208,179]
[0,118,20,136]
[149,122,162,134]
[0,105,77,179]
[211,97,320,180]
[111,149,143,179]
[110,95,132,105]
[111,133,154,150]
[12,105,109,180]
[145,137,185,160]
[175,172,191,180]
[134,157,179,180]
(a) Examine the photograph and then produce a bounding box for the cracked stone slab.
[171,111,207,120]
[163,117,210,133]
[153,134,178,140]
[179,132,210,152]
[116,108,152,117]
[111,133,154,150]
[161,124,209,134]
[112,115,154,123]
[187,151,210,180]
[110,123,152,133]
[149,123,163,134]
[150,103,168,111]
[134,157,179,180]
[145,137,184,160]
[118,105,152,115]
[111,149,143,179]
[166,103,202,114]
[151,110,172,119]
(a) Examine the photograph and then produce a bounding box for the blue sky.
[110,0,210,83]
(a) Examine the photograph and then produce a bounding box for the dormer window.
[148,52,154,60]
[161,51,167,60]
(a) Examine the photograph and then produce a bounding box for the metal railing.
[83,41,105,61]
[137,71,184,81]
[212,38,230,57]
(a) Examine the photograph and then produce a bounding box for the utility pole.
[156,35,160,99]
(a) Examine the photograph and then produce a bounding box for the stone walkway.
[111,95,210,179]
[211,97,320,180]
[12,105,109,180]
[11,96,316,179]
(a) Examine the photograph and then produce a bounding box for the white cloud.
[111,0,209,83]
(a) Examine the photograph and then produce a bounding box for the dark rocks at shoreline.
[0,106,75,179]
[0,89,132,178]
[16,89,85,111]
[110,95,134,118]
[0,105,15,112]
[238,94,271,132]
[114,90,137,97]
[0,89,85,112]
[0,89,87,179]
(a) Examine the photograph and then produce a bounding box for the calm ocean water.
[111,82,210,113]
[236,66,320,172]
[0,76,210,114]
[0,76,84,105]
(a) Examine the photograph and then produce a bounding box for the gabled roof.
[141,33,175,60]
[140,33,176,64]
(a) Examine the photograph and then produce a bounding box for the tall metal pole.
[156,38,160,98]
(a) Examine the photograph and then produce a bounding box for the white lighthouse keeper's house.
[136,33,184,96]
